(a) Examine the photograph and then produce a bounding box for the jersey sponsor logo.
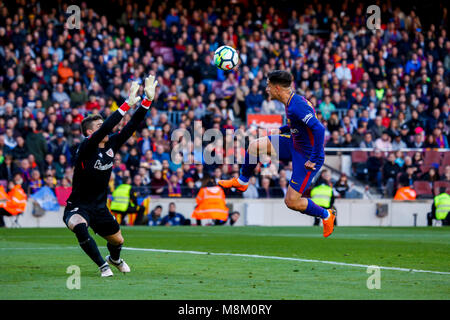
[106,148,114,158]
[302,113,313,124]
[94,159,113,171]
[290,128,299,134]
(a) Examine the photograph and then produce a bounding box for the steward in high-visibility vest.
[428,187,450,226]
[310,182,336,227]
[435,192,450,220]
[110,177,145,226]
[111,184,132,212]
[311,184,333,209]
[192,185,229,222]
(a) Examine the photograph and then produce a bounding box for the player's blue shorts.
[269,134,323,194]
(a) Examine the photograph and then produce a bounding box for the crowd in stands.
[0,0,449,202]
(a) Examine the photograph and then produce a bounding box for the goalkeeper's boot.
[322,208,337,238]
[218,177,248,192]
[100,263,113,277]
[106,255,131,273]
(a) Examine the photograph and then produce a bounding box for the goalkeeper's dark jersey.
[67,107,148,208]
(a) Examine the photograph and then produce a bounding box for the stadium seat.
[441,152,450,166]
[433,181,450,196]
[152,45,163,56]
[160,47,173,55]
[420,164,433,174]
[413,181,433,198]
[351,151,368,163]
[150,41,163,49]
[423,151,442,166]
[406,151,417,158]
[162,52,175,65]
[439,165,448,176]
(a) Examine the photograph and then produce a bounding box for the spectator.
[149,170,167,196]
[334,174,350,198]
[245,85,264,113]
[147,205,163,226]
[28,169,43,195]
[367,150,384,191]
[318,95,336,121]
[243,176,259,199]
[48,127,71,163]
[163,174,182,198]
[0,154,17,181]
[214,211,241,226]
[382,153,401,197]
[392,133,407,150]
[336,60,352,82]
[257,177,275,198]
[360,132,374,148]
[160,202,188,226]
[25,119,47,167]
[399,166,418,188]
[374,132,393,151]
[421,166,440,185]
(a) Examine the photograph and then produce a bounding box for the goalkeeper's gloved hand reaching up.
[126,81,142,106]
[119,81,141,114]
[142,74,158,108]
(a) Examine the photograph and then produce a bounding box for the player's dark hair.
[267,70,293,87]
[81,114,103,137]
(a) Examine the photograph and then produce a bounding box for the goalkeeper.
[63,76,158,277]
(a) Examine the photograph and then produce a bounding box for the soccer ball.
[214,45,239,71]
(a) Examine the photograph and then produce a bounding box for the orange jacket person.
[0,182,27,227]
[394,182,417,201]
[192,184,229,223]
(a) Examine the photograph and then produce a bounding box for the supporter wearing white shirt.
[335,60,352,82]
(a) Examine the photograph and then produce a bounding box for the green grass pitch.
[1,226,449,300]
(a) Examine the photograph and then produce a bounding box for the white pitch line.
[123,247,450,276]
[1,246,449,276]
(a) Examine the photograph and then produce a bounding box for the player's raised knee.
[284,197,296,210]
[67,214,87,230]
[107,232,124,246]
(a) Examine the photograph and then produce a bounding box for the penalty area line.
[123,247,450,276]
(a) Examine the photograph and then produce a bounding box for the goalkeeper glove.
[141,74,158,108]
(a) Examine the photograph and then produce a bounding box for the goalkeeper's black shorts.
[63,203,120,237]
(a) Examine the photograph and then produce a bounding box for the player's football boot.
[218,177,248,192]
[100,264,114,277]
[106,255,131,273]
[322,208,337,238]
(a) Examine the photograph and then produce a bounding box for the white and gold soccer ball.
[214,45,239,71]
